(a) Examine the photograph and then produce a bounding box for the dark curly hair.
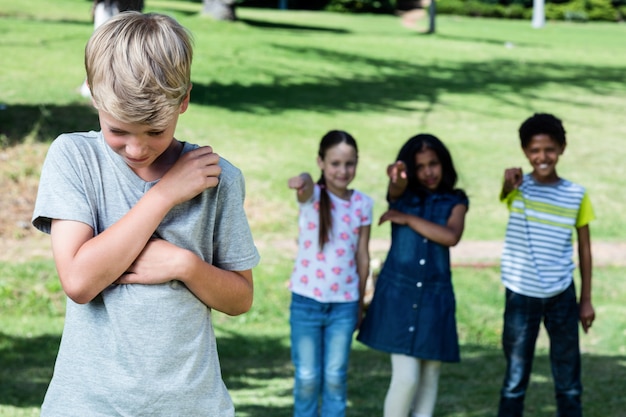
[519,113,566,148]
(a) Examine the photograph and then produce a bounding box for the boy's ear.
[179,84,192,114]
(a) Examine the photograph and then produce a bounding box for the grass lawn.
[2,258,625,416]
[1,0,625,415]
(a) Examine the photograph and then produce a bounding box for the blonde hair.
[85,12,193,129]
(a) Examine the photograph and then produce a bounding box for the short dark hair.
[519,113,566,148]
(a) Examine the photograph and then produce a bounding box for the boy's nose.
[125,139,147,157]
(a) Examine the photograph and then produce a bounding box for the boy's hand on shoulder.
[158,146,221,206]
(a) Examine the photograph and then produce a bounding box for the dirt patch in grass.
[0,144,50,262]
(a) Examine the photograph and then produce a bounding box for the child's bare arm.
[114,238,253,315]
[500,167,523,200]
[387,161,408,201]
[577,224,595,333]
[288,173,314,203]
[51,147,221,304]
[379,203,467,247]
[355,224,371,329]
[181,262,253,316]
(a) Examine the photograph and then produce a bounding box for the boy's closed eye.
[108,128,165,137]
[109,129,127,136]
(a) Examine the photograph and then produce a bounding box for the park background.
[1,0,625,415]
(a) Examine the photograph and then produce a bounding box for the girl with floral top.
[287,130,373,417]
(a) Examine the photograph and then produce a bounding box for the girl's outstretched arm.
[288,173,314,203]
[379,203,467,247]
[387,161,408,201]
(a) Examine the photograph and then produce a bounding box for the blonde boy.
[33,12,259,416]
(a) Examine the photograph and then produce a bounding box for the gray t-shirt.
[32,131,260,416]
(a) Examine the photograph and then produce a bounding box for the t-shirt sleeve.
[576,192,594,228]
[32,134,96,234]
[458,192,469,210]
[212,167,260,272]
[360,193,374,227]
[501,188,519,210]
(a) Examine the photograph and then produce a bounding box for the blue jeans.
[498,283,582,417]
[290,293,359,417]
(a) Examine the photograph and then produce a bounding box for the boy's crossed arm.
[118,239,253,316]
[51,146,253,315]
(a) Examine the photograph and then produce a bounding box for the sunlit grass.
[1,0,625,415]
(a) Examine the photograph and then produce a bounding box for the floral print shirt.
[289,184,373,303]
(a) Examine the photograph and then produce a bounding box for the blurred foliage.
[438,0,621,20]
[236,0,623,20]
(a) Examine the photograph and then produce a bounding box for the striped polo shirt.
[501,174,594,298]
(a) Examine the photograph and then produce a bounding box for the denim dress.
[357,190,468,362]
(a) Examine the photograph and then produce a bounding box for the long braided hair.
[316,130,358,251]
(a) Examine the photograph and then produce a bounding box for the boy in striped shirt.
[497,113,595,417]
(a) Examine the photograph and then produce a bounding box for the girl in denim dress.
[358,134,468,417]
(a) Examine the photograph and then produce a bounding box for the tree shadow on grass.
[3,36,624,149]
[0,13,90,27]
[0,332,59,408]
[218,332,626,417]
[0,103,99,148]
[218,330,294,417]
[349,344,626,417]
[2,331,625,415]
[435,33,541,48]
[191,44,624,117]
[239,17,350,33]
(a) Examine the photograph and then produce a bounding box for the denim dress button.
[412,304,418,309]
[419,259,425,265]
[416,282,422,288]
[409,326,415,332]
